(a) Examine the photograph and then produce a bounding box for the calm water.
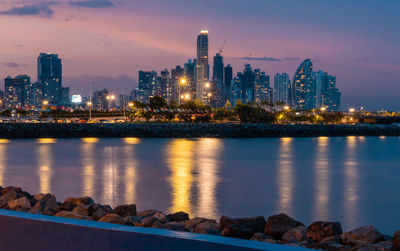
[0,136,399,233]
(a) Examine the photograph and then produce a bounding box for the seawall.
[0,123,399,138]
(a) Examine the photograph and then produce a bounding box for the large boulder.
[0,187,23,202]
[140,216,159,227]
[282,226,307,243]
[167,211,189,222]
[185,217,217,232]
[306,221,343,243]
[88,204,112,220]
[220,216,266,239]
[194,221,220,235]
[110,204,137,217]
[55,211,92,221]
[32,193,57,215]
[264,214,304,239]
[8,196,31,210]
[73,204,89,216]
[137,209,161,218]
[366,241,393,251]
[64,197,95,207]
[341,225,383,247]
[98,214,131,226]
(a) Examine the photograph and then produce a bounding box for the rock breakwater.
[0,185,398,250]
[0,123,399,138]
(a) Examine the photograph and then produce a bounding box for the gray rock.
[282,225,307,243]
[98,213,131,225]
[32,193,57,215]
[220,215,266,239]
[137,209,161,218]
[341,225,383,246]
[184,217,216,231]
[167,211,189,222]
[88,204,112,220]
[110,204,137,217]
[8,196,31,210]
[124,216,142,225]
[73,204,89,216]
[140,216,159,227]
[264,213,304,240]
[307,221,343,243]
[194,221,220,235]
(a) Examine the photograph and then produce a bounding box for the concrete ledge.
[0,209,310,251]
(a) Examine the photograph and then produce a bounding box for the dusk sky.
[0,0,399,110]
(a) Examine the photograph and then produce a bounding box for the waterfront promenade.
[0,123,399,138]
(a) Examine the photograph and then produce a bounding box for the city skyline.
[0,0,399,110]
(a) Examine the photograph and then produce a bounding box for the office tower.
[156,69,170,100]
[293,59,316,110]
[223,65,233,105]
[93,89,109,111]
[61,87,70,105]
[170,65,184,102]
[0,90,4,109]
[274,73,291,105]
[254,69,271,103]
[315,70,341,111]
[184,59,196,99]
[4,75,31,108]
[230,77,242,105]
[31,82,43,107]
[195,30,209,101]
[37,53,62,104]
[138,71,157,103]
[241,64,255,103]
[211,53,224,107]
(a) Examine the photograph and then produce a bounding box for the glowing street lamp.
[321,107,327,112]
[284,106,290,111]
[349,108,355,113]
[87,101,93,120]
[184,94,190,100]
[205,82,211,89]
[128,102,134,108]
[43,100,49,106]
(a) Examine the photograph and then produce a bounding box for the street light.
[178,78,187,105]
[321,107,327,112]
[87,101,93,120]
[205,82,211,89]
[349,108,355,113]
[284,106,290,111]
[43,100,49,106]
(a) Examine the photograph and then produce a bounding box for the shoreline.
[0,185,397,250]
[0,123,399,138]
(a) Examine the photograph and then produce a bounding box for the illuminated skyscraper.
[211,53,224,107]
[138,71,157,103]
[293,59,316,110]
[4,75,31,108]
[196,30,209,101]
[37,53,62,104]
[223,64,233,105]
[274,73,291,105]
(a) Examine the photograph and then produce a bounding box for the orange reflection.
[82,138,99,144]
[344,136,359,227]
[314,137,330,219]
[38,144,53,193]
[102,147,118,206]
[277,137,293,215]
[37,138,57,144]
[196,138,221,219]
[81,142,96,198]
[167,139,194,216]
[0,143,7,186]
[0,139,10,144]
[124,138,141,145]
[124,144,137,204]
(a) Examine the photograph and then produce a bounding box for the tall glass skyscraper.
[293,58,316,110]
[196,30,209,101]
[37,53,62,104]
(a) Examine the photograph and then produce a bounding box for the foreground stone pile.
[0,186,398,250]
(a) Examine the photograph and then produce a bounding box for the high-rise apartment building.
[138,71,157,103]
[274,73,291,105]
[37,53,62,104]
[4,75,31,108]
[211,53,224,107]
[195,30,209,101]
[254,69,271,103]
[184,59,196,99]
[315,70,341,111]
[223,65,233,105]
[293,59,316,110]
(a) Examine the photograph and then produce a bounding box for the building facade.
[293,59,316,110]
[37,53,62,104]
[195,30,209,101]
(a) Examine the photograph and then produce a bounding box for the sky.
[0,0,399,110]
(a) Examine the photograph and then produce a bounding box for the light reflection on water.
[0,137,399,233]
